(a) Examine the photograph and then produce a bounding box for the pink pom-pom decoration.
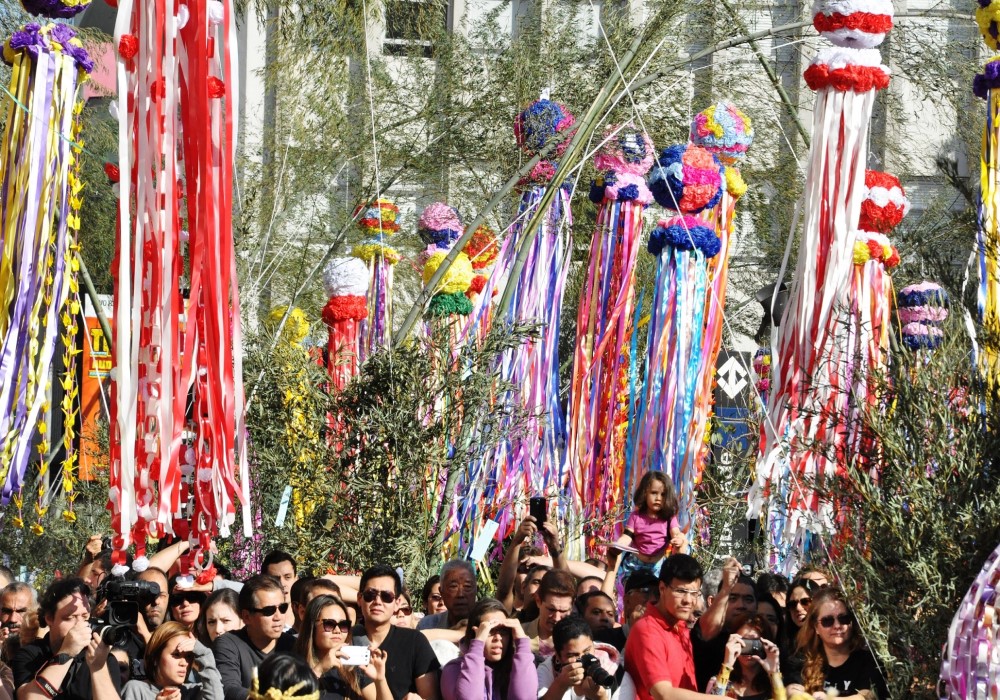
[858,170,909,233]
[813,0,894,49]
[418,202,463,247]
[647,144,723,214]
[689,102,754,165]
[594,125,655,176]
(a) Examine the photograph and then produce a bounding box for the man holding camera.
[10,577,121,700]
[537,616,623,700]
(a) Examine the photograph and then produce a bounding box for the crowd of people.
[0,479,888,700]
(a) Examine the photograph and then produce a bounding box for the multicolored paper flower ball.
[859,170,909,233]
[647,215,721,258]
[514,99,576,156]
[418,202,463,247]
[977,0,1000,50]
[594,125,655,176]
[813,0,894,49]
[803,48,890,93]
[464,225,499,270]
[4,22,94,73]
[852,232,899,268]
[690,102,754,165]
[323,257,370,298]
[351,238,401,264]
[423,251,474,295]
[753,347,771,395]
[898,282,948,350]
[354,198,400,236]
[20,0,90,19]
[648,144,723,214]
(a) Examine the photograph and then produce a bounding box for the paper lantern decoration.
[977,0,1000,51]
[813,0,894,49]
[690,102,754,165]
[590,125,655,205]
[647,144,723,214]
[803,47,891,92]
[898,282,949,350]
[422,251,474,295]
[648,215,722,258]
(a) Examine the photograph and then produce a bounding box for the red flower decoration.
[150,77,166,102]
[468,275,487,295]
[866,239,884,259]
[859,170,908,233]
[104,162,120,183]
[803,64,890,92]
[886,248,901,268]
[322,295,368,323]
[118,34,138,60]
[208,77,225,98]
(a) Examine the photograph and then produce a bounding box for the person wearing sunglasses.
[419,578,446,618]
[213,575,297,700]
[785,586,887,700]
[392,592,416,630]
[169,583,210,633]
[781,576,821,685]
[294,595,391,700]
[350,565,440,700]
[121,621,224,700]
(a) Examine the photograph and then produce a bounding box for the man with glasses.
[213,575,296,700]
[416,560,476,631]
[351,564,439,699]
[690,560,754,692]
[624,554,719,700]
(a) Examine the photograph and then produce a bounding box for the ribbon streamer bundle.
[475,99,575,533]
[351,199,401,359]
[974,2,1000,387]
[566,124,653,551]
[322,257,369,391]
[109,0,247,577]
[0,19,91,531]
[749,0,892,572]
[628,143,723,533]
[842,170,905,478]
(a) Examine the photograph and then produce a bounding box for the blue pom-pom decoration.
[897,286,949,308]
[647,216,721,258]
[418,227,463,247]
[647,144,723,214]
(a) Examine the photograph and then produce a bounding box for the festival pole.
[352,199,401,360]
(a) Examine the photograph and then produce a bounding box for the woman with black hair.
[440,598,537,700]
[250,653,320,700]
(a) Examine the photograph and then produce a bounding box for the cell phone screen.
[529,497,547,524]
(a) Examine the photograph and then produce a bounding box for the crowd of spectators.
[0,515,887,700]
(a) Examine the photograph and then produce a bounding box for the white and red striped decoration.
[109,0,247,578]
[859,170,910,234]
[813,0,894,49]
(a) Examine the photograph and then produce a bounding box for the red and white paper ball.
[803,47,890,93]
[858,170,909,234]
[813,0,894,49]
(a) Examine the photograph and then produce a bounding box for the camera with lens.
[739,638,765,658]
[578,653,615,689]
[91,579,160,646]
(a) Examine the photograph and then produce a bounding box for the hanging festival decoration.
[812,0,894,49]
[322,257,369,391]
[0,23,90,529]
[749,5,892,572]
[841,170,905,478]
[974,33,1000,387]
[19,0,91,18]
[939,543,1000,699]
[898,282,949,350]
[351,198,401,359]
[628,143,724,534]
[109,0,247,578]
[461,99,576,546]
[567,124,653,552]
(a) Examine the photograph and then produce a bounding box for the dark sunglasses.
[361,589,396,605]
[396,607,413,616]
[819,613,853,628]
[791,597,811,608]
[317,618,351,633]
[248,602,290,617]
[169,592,206,607]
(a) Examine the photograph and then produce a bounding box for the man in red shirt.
[624,554,717,700]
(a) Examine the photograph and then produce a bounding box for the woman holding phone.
[705,613,784,699]
[294,595,391,700]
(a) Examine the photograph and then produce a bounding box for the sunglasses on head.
[819,613,853,628]
[361,589,396,605]
[318,618,351,634]
[248,602,290,617]
[169,592,206,607]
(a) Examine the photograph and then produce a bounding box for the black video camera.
[91,579,160,646]
[578,653,615,689]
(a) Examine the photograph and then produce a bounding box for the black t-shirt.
[691,619,727,692]
[784,648,887,698]
[594,626,627,652]
[350,625,440,700]
[11,634,122,700]
[318,665,373,700]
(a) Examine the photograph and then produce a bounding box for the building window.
[383,0,447,57]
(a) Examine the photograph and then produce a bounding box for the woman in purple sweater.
[440,598,538,700]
